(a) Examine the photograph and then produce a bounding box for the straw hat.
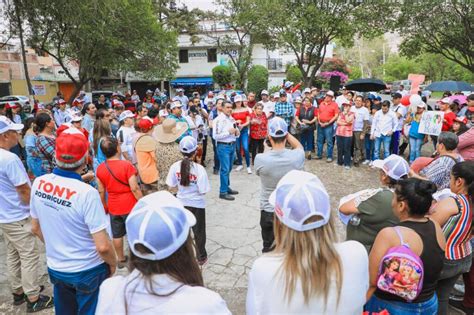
[153,118,188,143]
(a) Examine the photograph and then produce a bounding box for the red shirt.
[247,100,257,108]
[442,111,456,131]
[232,109,250,127]
[96,160,138,215]
[249,112,268,139]
[318,101,339,123]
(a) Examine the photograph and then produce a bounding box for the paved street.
[0,152,460,314]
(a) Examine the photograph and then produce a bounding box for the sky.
[181,0,215,10]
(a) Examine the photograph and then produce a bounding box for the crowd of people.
[0,82,472,314]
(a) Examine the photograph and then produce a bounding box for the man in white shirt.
[371,101,398,160]
[390,92,407,155]
[0,116,53,312]
[173,88,189,111]
[117,110,136,163]
[53,99,70,127]
[258,90,274,119]
[351,95,370,166]
[399,85,409,97]
[30,128,117,315]
[213,101,239,201]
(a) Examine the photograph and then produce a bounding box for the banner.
[408,74,425,94]
[32,84,46,96]
[419,111,444,136]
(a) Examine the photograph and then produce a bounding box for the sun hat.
[118,110,135,122]
[153,118,188,143]
[372,154,410,180]
[269,170,331,232]
[170,100,182,110]
[0,116,23,134]
[303,87,311,94]
[234,94,243,103]
[179,136,198,154]
[126,191,196,261]
[268,117,288,138]
[261,90,269,96]
[326,90,335,97]
[55,128,89,166]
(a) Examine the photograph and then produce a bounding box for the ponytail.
[179,153,194,187]
[452,161,474,204]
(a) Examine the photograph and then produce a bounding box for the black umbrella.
[344,78,387,92]
[424,80,474,92]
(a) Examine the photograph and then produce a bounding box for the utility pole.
[382,42,386,78]
[358,37,364,77]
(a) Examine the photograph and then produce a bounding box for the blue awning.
[171,77,213,87]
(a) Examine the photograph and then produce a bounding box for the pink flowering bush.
[317,71,349,83]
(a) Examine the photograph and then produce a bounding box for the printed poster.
[419,111,444,136]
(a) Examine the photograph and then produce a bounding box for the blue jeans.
[300,128,314,152]
[374,134,391,160]
[336,135,352,166]
[48,263,109,315]
[217,142,235,194]
[235,127,250,167]
[365,134,374,161]
[365,293,438,315]
[409,137,424,163]
[317,124,334,159]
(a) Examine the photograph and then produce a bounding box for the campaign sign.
[419,111,444,136]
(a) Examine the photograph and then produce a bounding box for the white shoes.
[247,167,252,174]
[362,160,370,165]
[235,165,243,171]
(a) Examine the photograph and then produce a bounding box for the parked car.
[0,95,32,113]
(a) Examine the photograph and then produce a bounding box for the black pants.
[211,134,220,171]
[260,211,274,252]
[184,206,207,260]
[202,135,208,163]
[249,138,265,164]
[337,135,352,167]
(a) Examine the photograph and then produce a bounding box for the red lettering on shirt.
[37,180,77,200]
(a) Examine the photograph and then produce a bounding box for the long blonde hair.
[274,215,343,309]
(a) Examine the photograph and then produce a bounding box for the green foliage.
[320,58,350,75]
[286,65,303,84]
[269,85,281,94]
[23,0,178,101]
[396,1,473,72]
[247,65,268,95]
[381,55,419,82]
[348,66,362,80]
[212,65,235,88]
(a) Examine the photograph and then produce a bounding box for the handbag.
[104,161,130,187]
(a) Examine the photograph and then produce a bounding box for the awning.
[171,77,213,87]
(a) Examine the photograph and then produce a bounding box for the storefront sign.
[33,84,46,96]
[188,51,208,59]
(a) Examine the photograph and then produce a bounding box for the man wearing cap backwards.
[117,110,136,163]
[258,90,275,119]
[0,116,54,312]
[30,128,117,315]
[316,90,339,162]
[254,117,304,252]
[213,100,240,201]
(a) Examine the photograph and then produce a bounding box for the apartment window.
[267,58,282,70]
[207,49,217,62]
[179,49,188,63]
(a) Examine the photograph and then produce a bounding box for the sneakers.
[13,285,44,306]
[26,294,54,313]
[326,158,333,163]
[235,165,243,171]
[362,160,370,165]
[219,194,235,201]
[227,188,239,195]
[247,167,252,174]
[344,166,351,170]
[449,298,474,315]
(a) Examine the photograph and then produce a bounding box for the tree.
[320,58,350,75]
[206,0,263,90]
[257,0,388,87]
[286,65,303,84]
[397,1,474,72]
[247,65,268,95]
[380,55,419,82]
[23,0,178,103]
[212,65,235,88]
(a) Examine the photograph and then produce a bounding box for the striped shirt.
[36,135,56,174]
[442,194,473,260]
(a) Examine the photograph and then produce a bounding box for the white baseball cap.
[0,116,23,134]
[268,117,288,137]
[294,97,302,103]
[170,100,183,109]
[326,90,335,97]
[417,102,427,109]
[69,113,83,122]
[372,154,410,180]
[261,90,269,96]
[179,136,198,153]
[119,110,135,122]
[269,170,331,232]
[303,88,311,94]
[126,191,196,261]
[176,88,184,93]
[273,92,280,98]
[284,81,293,89]
[440,97,451,104]
[234,94,243,102]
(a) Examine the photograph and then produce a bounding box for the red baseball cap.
[55,128,89,165]
[6,102,20,109]
[137,117,154,132]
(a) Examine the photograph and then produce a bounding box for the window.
[179,49,188,63]
[207,49,217,62]
[267,58,283,70]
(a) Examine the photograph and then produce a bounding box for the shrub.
[247,65,268,96]
[212,65,235,88]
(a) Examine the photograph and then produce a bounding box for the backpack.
[376,226,424,302]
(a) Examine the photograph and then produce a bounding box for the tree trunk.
[67,82,86,104]
[14,0,33,96]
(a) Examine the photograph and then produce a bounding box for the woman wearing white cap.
[96,191,230,314]
[166,136,210,265]
[247,170,369,314]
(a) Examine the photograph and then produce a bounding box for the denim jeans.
[300,128,315,152]
[436,254,472,315]
[409,137,424,163]
[48,263,109,315]
[365,134,374,161]
[365,292,438,315]
[235,127,250,167]
[336,135,352,166]
[374,134,392,160]
[211,135,220,172]
[217,142,235,194]
[390,130,401,154]
[317,124,334,159]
